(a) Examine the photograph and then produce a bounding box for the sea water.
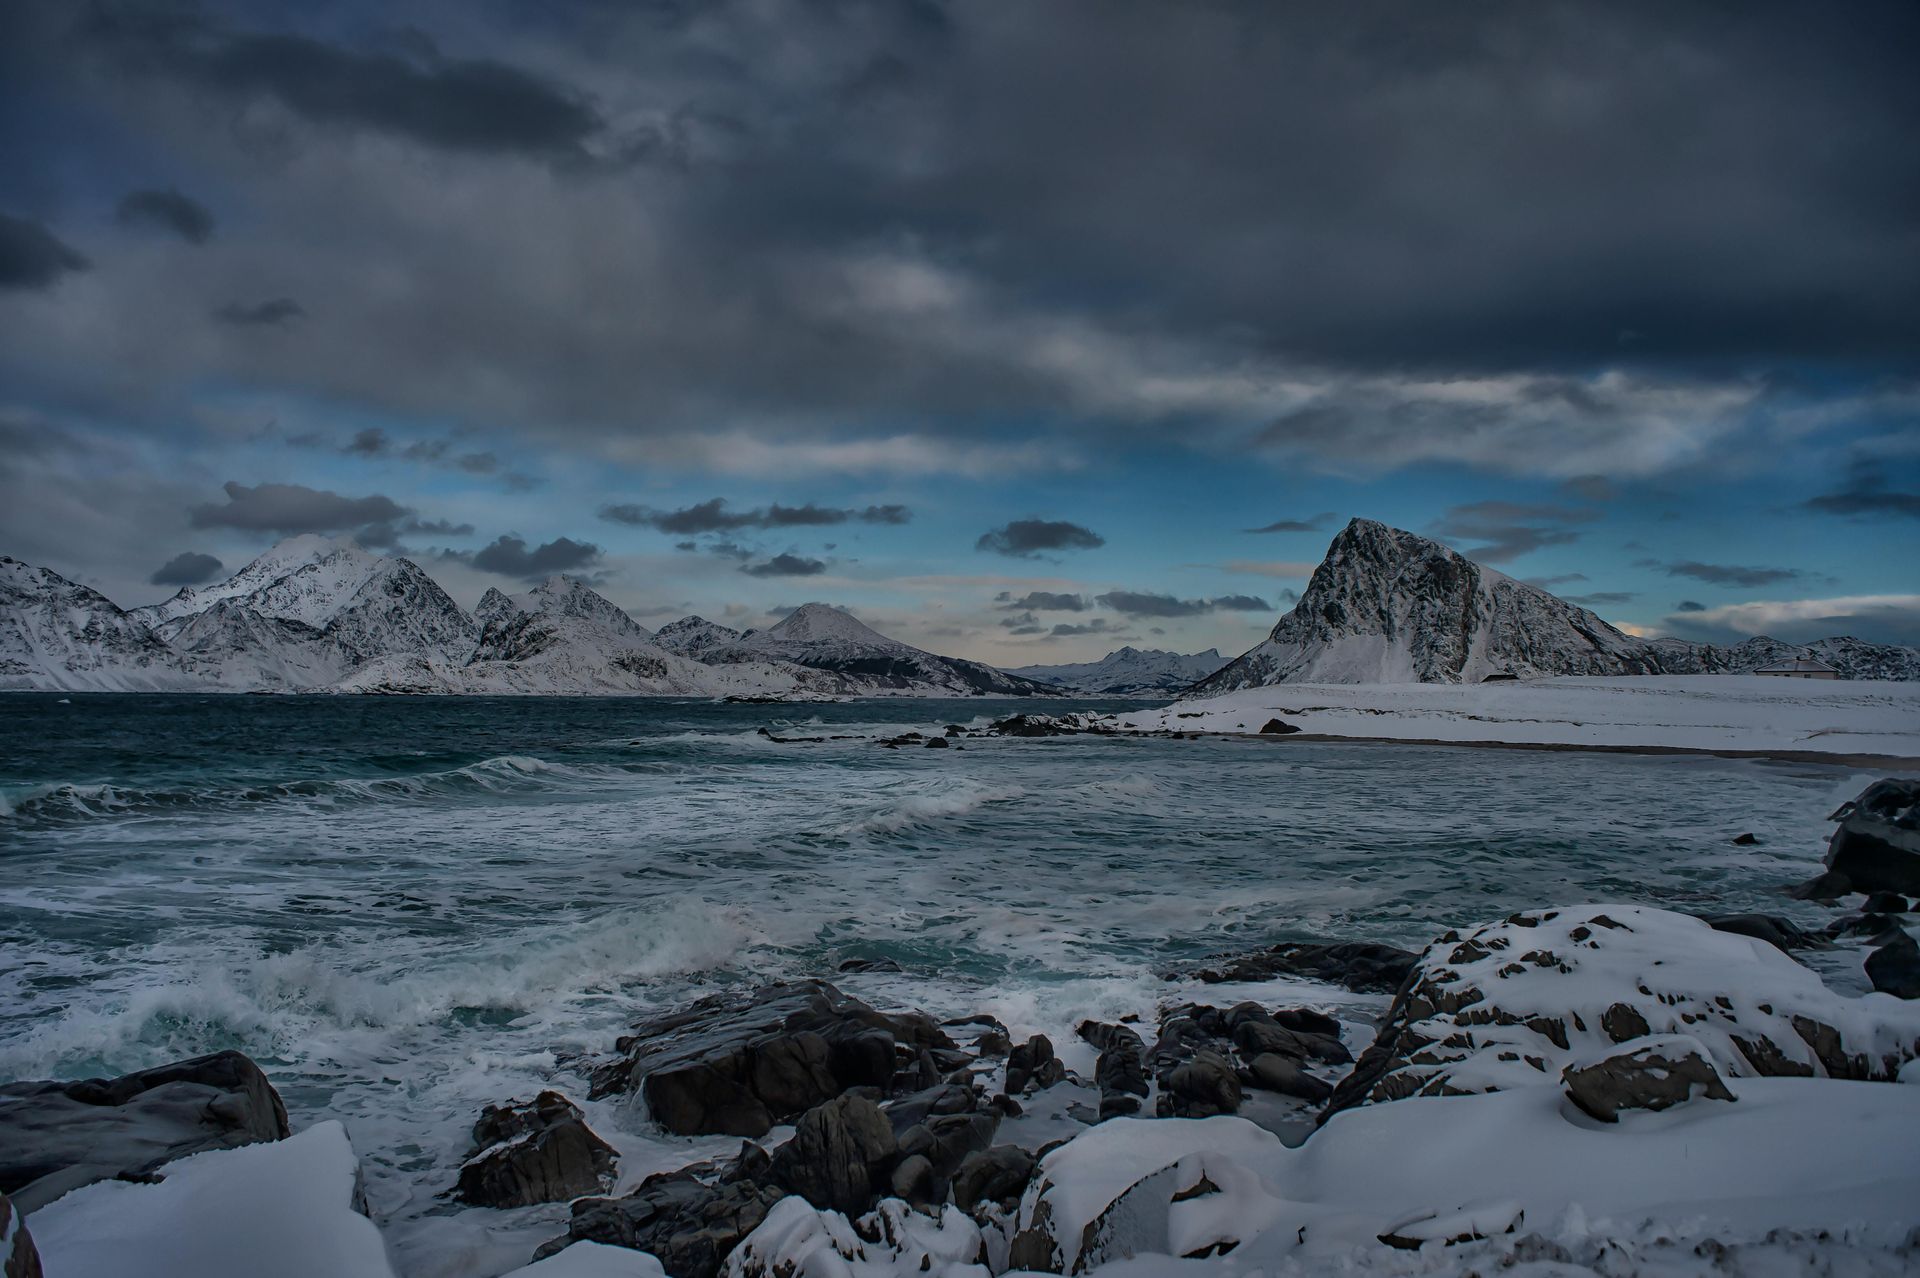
[0,694,1875,1274]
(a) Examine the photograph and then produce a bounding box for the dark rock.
[975,1029,1012,1057]
[550,1172,784,1278]
[769,1095,897,1216]
[1866,933,1920,999]
[453,1090,616,1208]
[2,1189,44,1278]
[1864,891,1912,914]
[987,1094,1023,1118]
[1273,1007,1344,1039]
[944,724,965,737]
[1732,832,1759,845]
[1561,1038,1736,1122]
[588,980,951,1137]
[882,1082,975,1131]
[1157,1049,1241,1118]
[897,1111,1000,1188]
[1698,913,1831,953]
[1081,1023,1149,1121]
[1184,940,1418,994]
[1787,869,1854,902]
[1825,912,1906,945]
[952,1145,1036,1213]
[0,1050,289,1214]
[1246,1053,1333,1103]
[1825,779,1920,896]
[836,957,903,974]
[1258,718,1301,735]
[990,714,1085,737]
[923,736,950,748]
[889,1153,936,1204]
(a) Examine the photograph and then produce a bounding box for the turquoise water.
[0,693,1873,1273]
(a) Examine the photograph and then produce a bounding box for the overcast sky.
[2,0,1916,661]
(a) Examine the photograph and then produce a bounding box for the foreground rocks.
[587,980,953,1137]
[1,1190,42,1278]
[453,1091,617,1208]
[0,1049,290,1213]
[1824,778,1920,896]
[1560,1035,1736,1122]
[1178,940,1418,993]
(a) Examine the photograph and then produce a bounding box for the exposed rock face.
[1324,906,1920,1120]
[1,1190,43,1278]
[0,1050,290,1213]
[588,981,953,1137]
[1560,1035,1737,1122]
[1825,778,1920,896]
[453,1091,616,1208]
[1651,634,1920,681]
[554,1171,786,1278]
[1007,647,1227,695]
[1182,939,1418,994]
[709,603,1062,697]
[1078,1022,1149,1119]
[0,555,200,691]
[951,1145,1036,1213]
[1698,913,1830,953]
[653,616,745,660]
[1196,519,1667,689]
[1866,933,1920,999]
[767,1096,898,1216]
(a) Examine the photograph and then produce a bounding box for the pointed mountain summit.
[715,602,1061,696]
[654,615,743,659]
[1196,518,1663,690]
[0,556,201,691]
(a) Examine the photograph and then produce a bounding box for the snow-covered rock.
[501,1243,667,1278]
[710,604,1061,698]
[0,556,202,691]
[1198,519,1663,689]
[1008,647,1226,695]
[1650,634,1920,681]
[25,1120,396,1278]
[724,1195,986,1278]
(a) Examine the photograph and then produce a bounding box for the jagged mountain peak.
[763,602,895,647]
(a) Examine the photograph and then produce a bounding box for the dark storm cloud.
[1432,501,1599,564]
[996,591,1089,612]
[1643,559,1805,588]
[79,12,607,161]
[149,551,224,585]
[975,520,1104,558]
[1051,619,1126,638]
[188,481,406,533]
[1245,513,1334,534]
[214,297,304,326]
[344,428,388,456]
[601,499,911,534]
[465,534,601,579]
[1564,591,1635,607]
[116,187,215,244]
[0,213,88,289]
[1676,600,1707,612]
[742,554,827,577]
[1804,474,1920,519]
[1096,591,1272,618]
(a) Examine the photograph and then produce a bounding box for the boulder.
[1078,1022,1149,1120]
[1825,779,1920,896]
[1258,718,1300,735]
[1324,905,1920,1120]
[453,1091,616,1208]
[896,1111,1000,1192]
[1183,940,1418,993]
[1157,1050,1241,1119]
[587,981,952,1137]
[1864,891,1913,914]
[951,1144,1036,1213]
[1005,1035,1060,1094]
[1560,1035,1736,1123]
[1698,913,1830,953]
[1866,933,1920,999]
[1,1189,43,1278]
[0,1050,289,1213]
[546,1172,784,1278]
[1731,832,1759,845]
[768,1095,897,1216]
[1787,869,1854,902]
[1246,1053,1332,1103]
[725,1197,984,1278]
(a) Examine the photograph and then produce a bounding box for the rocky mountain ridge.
[1009,646,1226,694]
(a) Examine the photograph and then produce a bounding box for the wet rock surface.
[1824,778,1920,895]
[0,1049,290,1214]
[1180,940,1418,993]
[1,1190,43,1278]
[1866,932,1920,999]
[452,1090,616,1208]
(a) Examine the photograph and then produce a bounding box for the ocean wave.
[0,754,642,828]
[841,778,1028,835]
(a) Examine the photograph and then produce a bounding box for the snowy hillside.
[1009,646,1225,694]
[0,556,203,691]
[708,602,1063,697]
[654,615,744,660]
[1649,634,1920,682]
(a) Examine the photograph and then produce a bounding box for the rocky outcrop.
[1,1190,42,1278]
[1007,647,1226,695]
[723,1196,985,1278]
[1324,906,1920,1120]
[1866,933,1920,999]
[1825,778,1920,896]
[1560,1036,1736,1123]
[588,981,953,1137]
[1180,939,1418,994]
[0,1050,290,1213]
[768,1096,898,1216]
[453,1091,616,1208]
[551,1166,786,1278]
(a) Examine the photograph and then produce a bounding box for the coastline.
[1212,730,1920,770]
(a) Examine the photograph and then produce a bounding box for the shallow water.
[0,694,1878,1274]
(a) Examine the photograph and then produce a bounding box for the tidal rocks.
[553,1173,785,1278]
[1258,718,1300,735]
[1866,933,1920,999]
[1078,1022,1149,1119]
[0,1050,290,1213]
[1,1190,43,1278]
[1004,1035,1065,1094]
[1324,906,1920,1120]
[587,980,952,1137]
[1246,1053,1332,1103]
[1183,940,1418,994]
[1825,778,1920,896]
[951,1144,1036,1213]
[769,1095,898,1216]
[453,1091,616,1208]
[1157,1050,1242,1119]
[1560,1036,1736,1123]
[1698,913,1830,953]
[1787,869,1854,903]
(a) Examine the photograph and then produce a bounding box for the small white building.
[1754,654,1840,680]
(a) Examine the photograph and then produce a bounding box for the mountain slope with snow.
[1010,646,1225,694]
[709,603,1063,696]
[654,615,744,660]
[0,556,204,691]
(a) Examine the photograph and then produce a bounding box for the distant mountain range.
[0,538,1059,697]
[1195,518,1919,691]
[1009,646,1226,694]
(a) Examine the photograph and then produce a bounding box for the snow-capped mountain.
[1009,646,1226,694]
[654,615,745,660]
[708,603,1063,697]
[0,556,201,691]
[1647,635,1920,682]
[1196,519,1666,690]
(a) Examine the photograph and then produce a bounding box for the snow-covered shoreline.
[1114,675,1920,762]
